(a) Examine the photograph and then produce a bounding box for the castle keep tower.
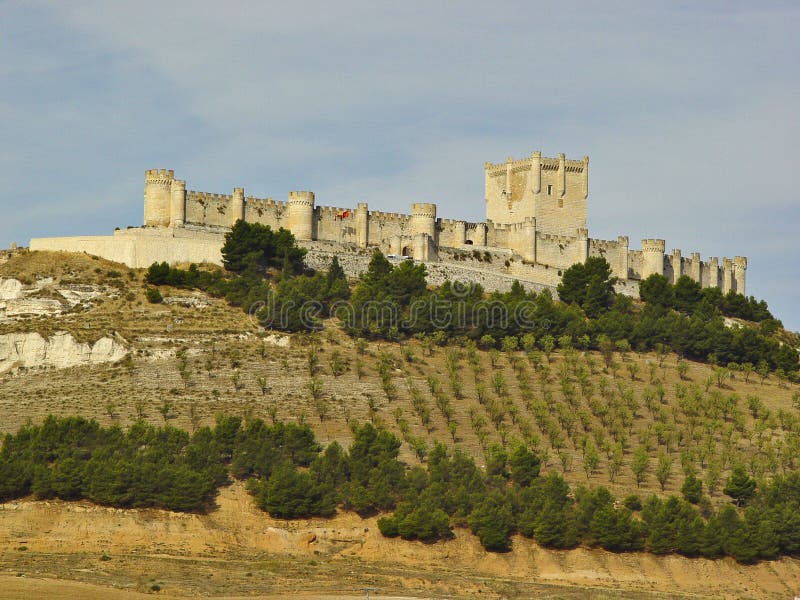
[286,191,315,240]
[641,239,666,278]
[144,169,175,227]
[411,203,437,239]
[484,152,588,237]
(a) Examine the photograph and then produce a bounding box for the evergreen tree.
[468,490,515,552]
[681,474,703,504]
[257,461,335,518]
[673,275,702,312]
[724,464,756,506]
[589,505,643,552]
[534,499,578,549]
[639,274,674,308]
[508,443,541,488]
[557,257,616,316]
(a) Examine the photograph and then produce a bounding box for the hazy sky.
[2,1,798,329]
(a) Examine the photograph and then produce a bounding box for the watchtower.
[287,191,315,240]
[144,169,175,227]
[355,203,369,248]
[733,256,747,295]
[411,203,437,239]
[641,239,665,278]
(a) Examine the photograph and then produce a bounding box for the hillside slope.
[1,251,799,597]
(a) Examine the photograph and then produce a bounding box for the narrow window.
[547,184,553,196]
[558,198,564,208]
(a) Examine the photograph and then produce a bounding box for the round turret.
[733,256,747,294]
[170,179,186,227]
[287,191,315,240]
[411,202,436,238]
[355,202,369,248]
[231,187,245,227]
[641,238,665,279]
[453,221,466,246]
[144,169,174,227]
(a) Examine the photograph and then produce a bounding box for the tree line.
[0,415,797,563]
[143,221,798,376]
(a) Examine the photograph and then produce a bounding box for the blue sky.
[2,1,798,329]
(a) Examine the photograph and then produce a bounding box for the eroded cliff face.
[0,331,127,374]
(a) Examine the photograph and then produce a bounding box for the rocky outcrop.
[0,278,108,322]
[0,331,127,374]
[162,294,210,308]
[0,278,24,300]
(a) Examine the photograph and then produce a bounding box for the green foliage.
[146,262,225,290]
[681,474,703,504]
[557,257,616,317]
[377,500,452,542]
[250,460,336,518]
[341,422,405,515]
[221,220,306,275]
[508,443,541,487]
[468,490,515,552]
[639,274,674,308]
[641,273,778,325]
[0,416,222,511]
[340,250,428,338]
[2,415,799,564]
[145,287,163,304]
[724,464,756,506]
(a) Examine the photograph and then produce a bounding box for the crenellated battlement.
[187,191,233,204]
[641,239,666,252]
[145,169,174,181]
[484,153,587,175]
[590,238,625,251]
[288,191,315,206]
[317,205,354,218]
[62,158,750,295]
[135,163,744,294]
[537,232,578,245]
[246,196,284,208]
[371,211,411,223]
[411,202,437,217]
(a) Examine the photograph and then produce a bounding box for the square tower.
[484,152,588,236]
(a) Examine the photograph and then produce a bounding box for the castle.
[30,151,747,296]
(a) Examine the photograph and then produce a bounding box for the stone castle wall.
[31,227,224,269]
[29,152,748,298]
[185,191,235,228]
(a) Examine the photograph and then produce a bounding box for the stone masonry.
[30,152,747,296]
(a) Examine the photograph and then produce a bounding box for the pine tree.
[468,490,514,552]
[724,464,756,506]
[681,474,703,504]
